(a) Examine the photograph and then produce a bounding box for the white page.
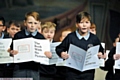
[83,45,100,71]
[49,42,61,65]
[33,39,50,64]
[114,42,120,69]
[0,38,12,56]
[14,38,33,63]
[99,42,105,67]
[0,38,13,63]
[105,50,110,60]
[64,44,86,71]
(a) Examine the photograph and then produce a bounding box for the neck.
[78,30,88,36]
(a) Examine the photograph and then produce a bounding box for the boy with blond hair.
[40,21,57,80]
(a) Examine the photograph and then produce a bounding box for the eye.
[11,28,15,30]
[34,22,38,25]
[86,21,90,23]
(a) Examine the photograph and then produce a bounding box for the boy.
[104,36,120,80]
[0,16,8,77]
[56,12,104,80]
[60,28,72,42]
[6,20,21,38]
[40,21,57,80]
[89,23,96,35]
[9,11,45,80]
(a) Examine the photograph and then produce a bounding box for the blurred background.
[0,0,120,80]
[0,0,120,50]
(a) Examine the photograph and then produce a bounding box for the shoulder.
[89,33,99,40]
[36,32,45,39]
[67,31,76,37]
[4,34,10,38]
[13,30,26,39]
[16,30,25,35]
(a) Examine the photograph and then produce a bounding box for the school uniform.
[40,40,57,80]
[10,29,45,80]
[56,30,104,80]
[104,46,120,80]
[0,32,14,77]
[103,47,115,80]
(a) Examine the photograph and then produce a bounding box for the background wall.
[0,0,120,50]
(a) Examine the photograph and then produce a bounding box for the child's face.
[76,18,91,35]
[0,21,5,33]
[60,31,71,42]
[24,16,39,33]
[7,24,21,38]
[90,28,96,35]
[42,28,55,41]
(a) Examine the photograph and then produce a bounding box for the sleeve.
[104,47,115,70]
[10,33,19,50]
[94,36,104,54]
[55,35,70,57]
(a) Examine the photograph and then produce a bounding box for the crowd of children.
[0,11,120,80]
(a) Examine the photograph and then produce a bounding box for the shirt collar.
[25,29,37,36]
[75,29,90,40]
[0,32,4,39]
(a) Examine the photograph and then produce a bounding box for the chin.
[30,30,36,32]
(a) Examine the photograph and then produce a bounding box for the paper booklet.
[13,38,50,63]
[56,44,100,72]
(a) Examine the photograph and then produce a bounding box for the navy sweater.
[40,41,57,76]
[56,31,104,74]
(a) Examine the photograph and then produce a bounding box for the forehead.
[42,28,55,31]
[26,16,39,22]
[9,25,20,29]
[81,17,90,22]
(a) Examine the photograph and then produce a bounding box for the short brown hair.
[25,11,40,21]
[76,12,91,23]
[90,23,96,29]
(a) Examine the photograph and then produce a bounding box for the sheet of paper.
[0,38,13,64]
[49,42,61,65]
[0,38,12,56]
[114,42,120,69]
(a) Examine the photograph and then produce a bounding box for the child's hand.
[44,51,52,58]
[113,54,120,60]
[8,49,18,55]
[97,52,103,58]
[61,52,69,59]
[97,52,106,59]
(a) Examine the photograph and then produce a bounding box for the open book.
[13,38,50,63]
[56,44,100,72]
